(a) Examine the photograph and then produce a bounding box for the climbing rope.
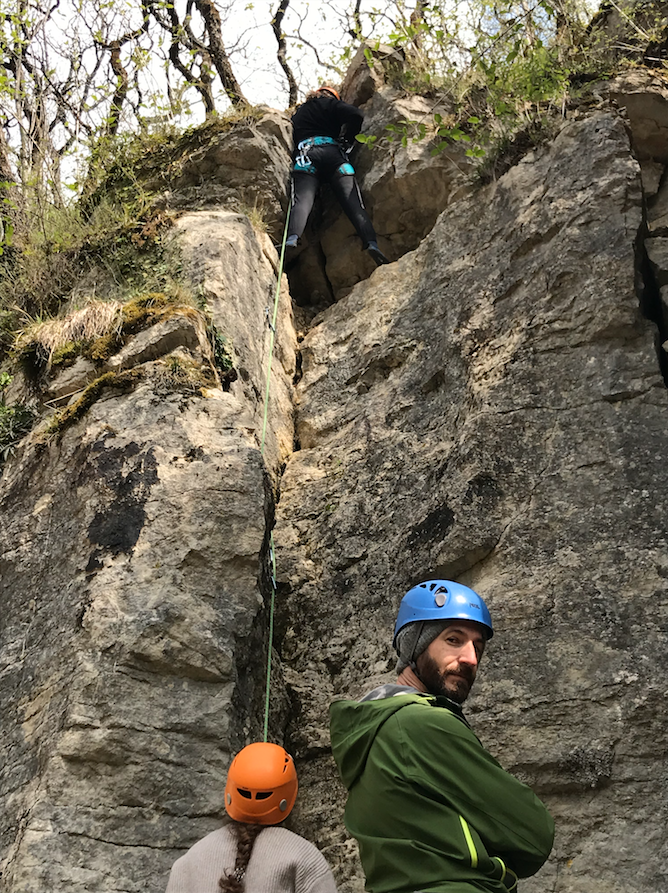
[260,204,291,743]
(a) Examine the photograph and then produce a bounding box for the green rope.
[261,205,291,742]
[263,533,277,743]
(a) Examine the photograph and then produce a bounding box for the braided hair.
[218,822,265,893]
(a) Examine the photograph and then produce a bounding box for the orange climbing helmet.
[317,84,340,100]
[225,742,298,825]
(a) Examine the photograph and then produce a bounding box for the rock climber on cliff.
[286,85,389,266]
[165,742,337,893]
[329,579,555,893]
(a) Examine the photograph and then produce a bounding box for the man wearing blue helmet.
[329,580,554,893]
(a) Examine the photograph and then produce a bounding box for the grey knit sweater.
[165,824,338,893]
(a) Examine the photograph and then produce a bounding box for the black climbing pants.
[288,143,377,247]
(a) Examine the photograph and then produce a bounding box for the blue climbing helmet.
[393,579,494,648]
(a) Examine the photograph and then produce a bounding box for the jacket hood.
[329,690,435,789]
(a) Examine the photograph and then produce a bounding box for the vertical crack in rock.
[636,219,668,386]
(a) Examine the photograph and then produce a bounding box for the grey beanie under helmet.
[395,620,451,673]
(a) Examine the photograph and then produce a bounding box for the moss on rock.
[43,369,143,439]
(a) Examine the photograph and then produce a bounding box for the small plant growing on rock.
[206,321,238,390]
[0,372,38,463]
[157,353,214,396]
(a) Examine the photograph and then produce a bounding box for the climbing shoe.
[366,241,389,266]
[275,235,299,253]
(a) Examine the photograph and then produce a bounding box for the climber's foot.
[366,241,389,266]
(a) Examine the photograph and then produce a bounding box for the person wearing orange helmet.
[286,85,389,266]
[165,742,337,893]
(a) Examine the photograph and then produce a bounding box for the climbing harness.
[294,136,337,174]
[259,203,291,742]
[297,135,338,150]
[293,136,356,178]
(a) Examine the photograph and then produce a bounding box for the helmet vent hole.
[255,791,272,800]
[237,789,252,799]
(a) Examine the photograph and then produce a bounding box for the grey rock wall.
[155,111,293,240]
[0,215,296,891]
[1,63,668,893]
[273,110,668,893]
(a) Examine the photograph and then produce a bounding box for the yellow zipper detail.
[459,816,478,868]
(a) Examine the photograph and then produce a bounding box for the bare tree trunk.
[107,43,129,136]
[410,0,429,49]
[160,0,217,116]
[0,126,23,242]
[351,0,363,40]
[272,0,298,107]
[193,0,248,107]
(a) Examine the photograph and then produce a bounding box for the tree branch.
[193,0,247,106]
[272,0,298,107]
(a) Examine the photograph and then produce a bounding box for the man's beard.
[416,652,475,704]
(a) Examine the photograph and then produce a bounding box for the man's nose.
[458,640,479,667]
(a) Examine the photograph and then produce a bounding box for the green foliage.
[355,133,378,147]
[0,102,269,367]
[0,308,18,359]
[209,325,234,374]
[355,0,668,174]
[0,196,180,350]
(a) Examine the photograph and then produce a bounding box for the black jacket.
[291,94,364,149]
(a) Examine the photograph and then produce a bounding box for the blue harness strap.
[297,136,339,150]
[293,136,356,176]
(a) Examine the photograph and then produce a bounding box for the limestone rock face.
[2,66,668,893]
[104,313,210,373]
[274,112,668,893]
[0,214,296,891]
[45,357,99,403]
[174,211,297,480]
[609,70,668,362]
[156,111,293,240]
[611,70,668,162]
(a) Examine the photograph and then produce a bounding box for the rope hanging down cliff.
[259,205,291,743]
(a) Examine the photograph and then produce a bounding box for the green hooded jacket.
[329,687,554,893]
